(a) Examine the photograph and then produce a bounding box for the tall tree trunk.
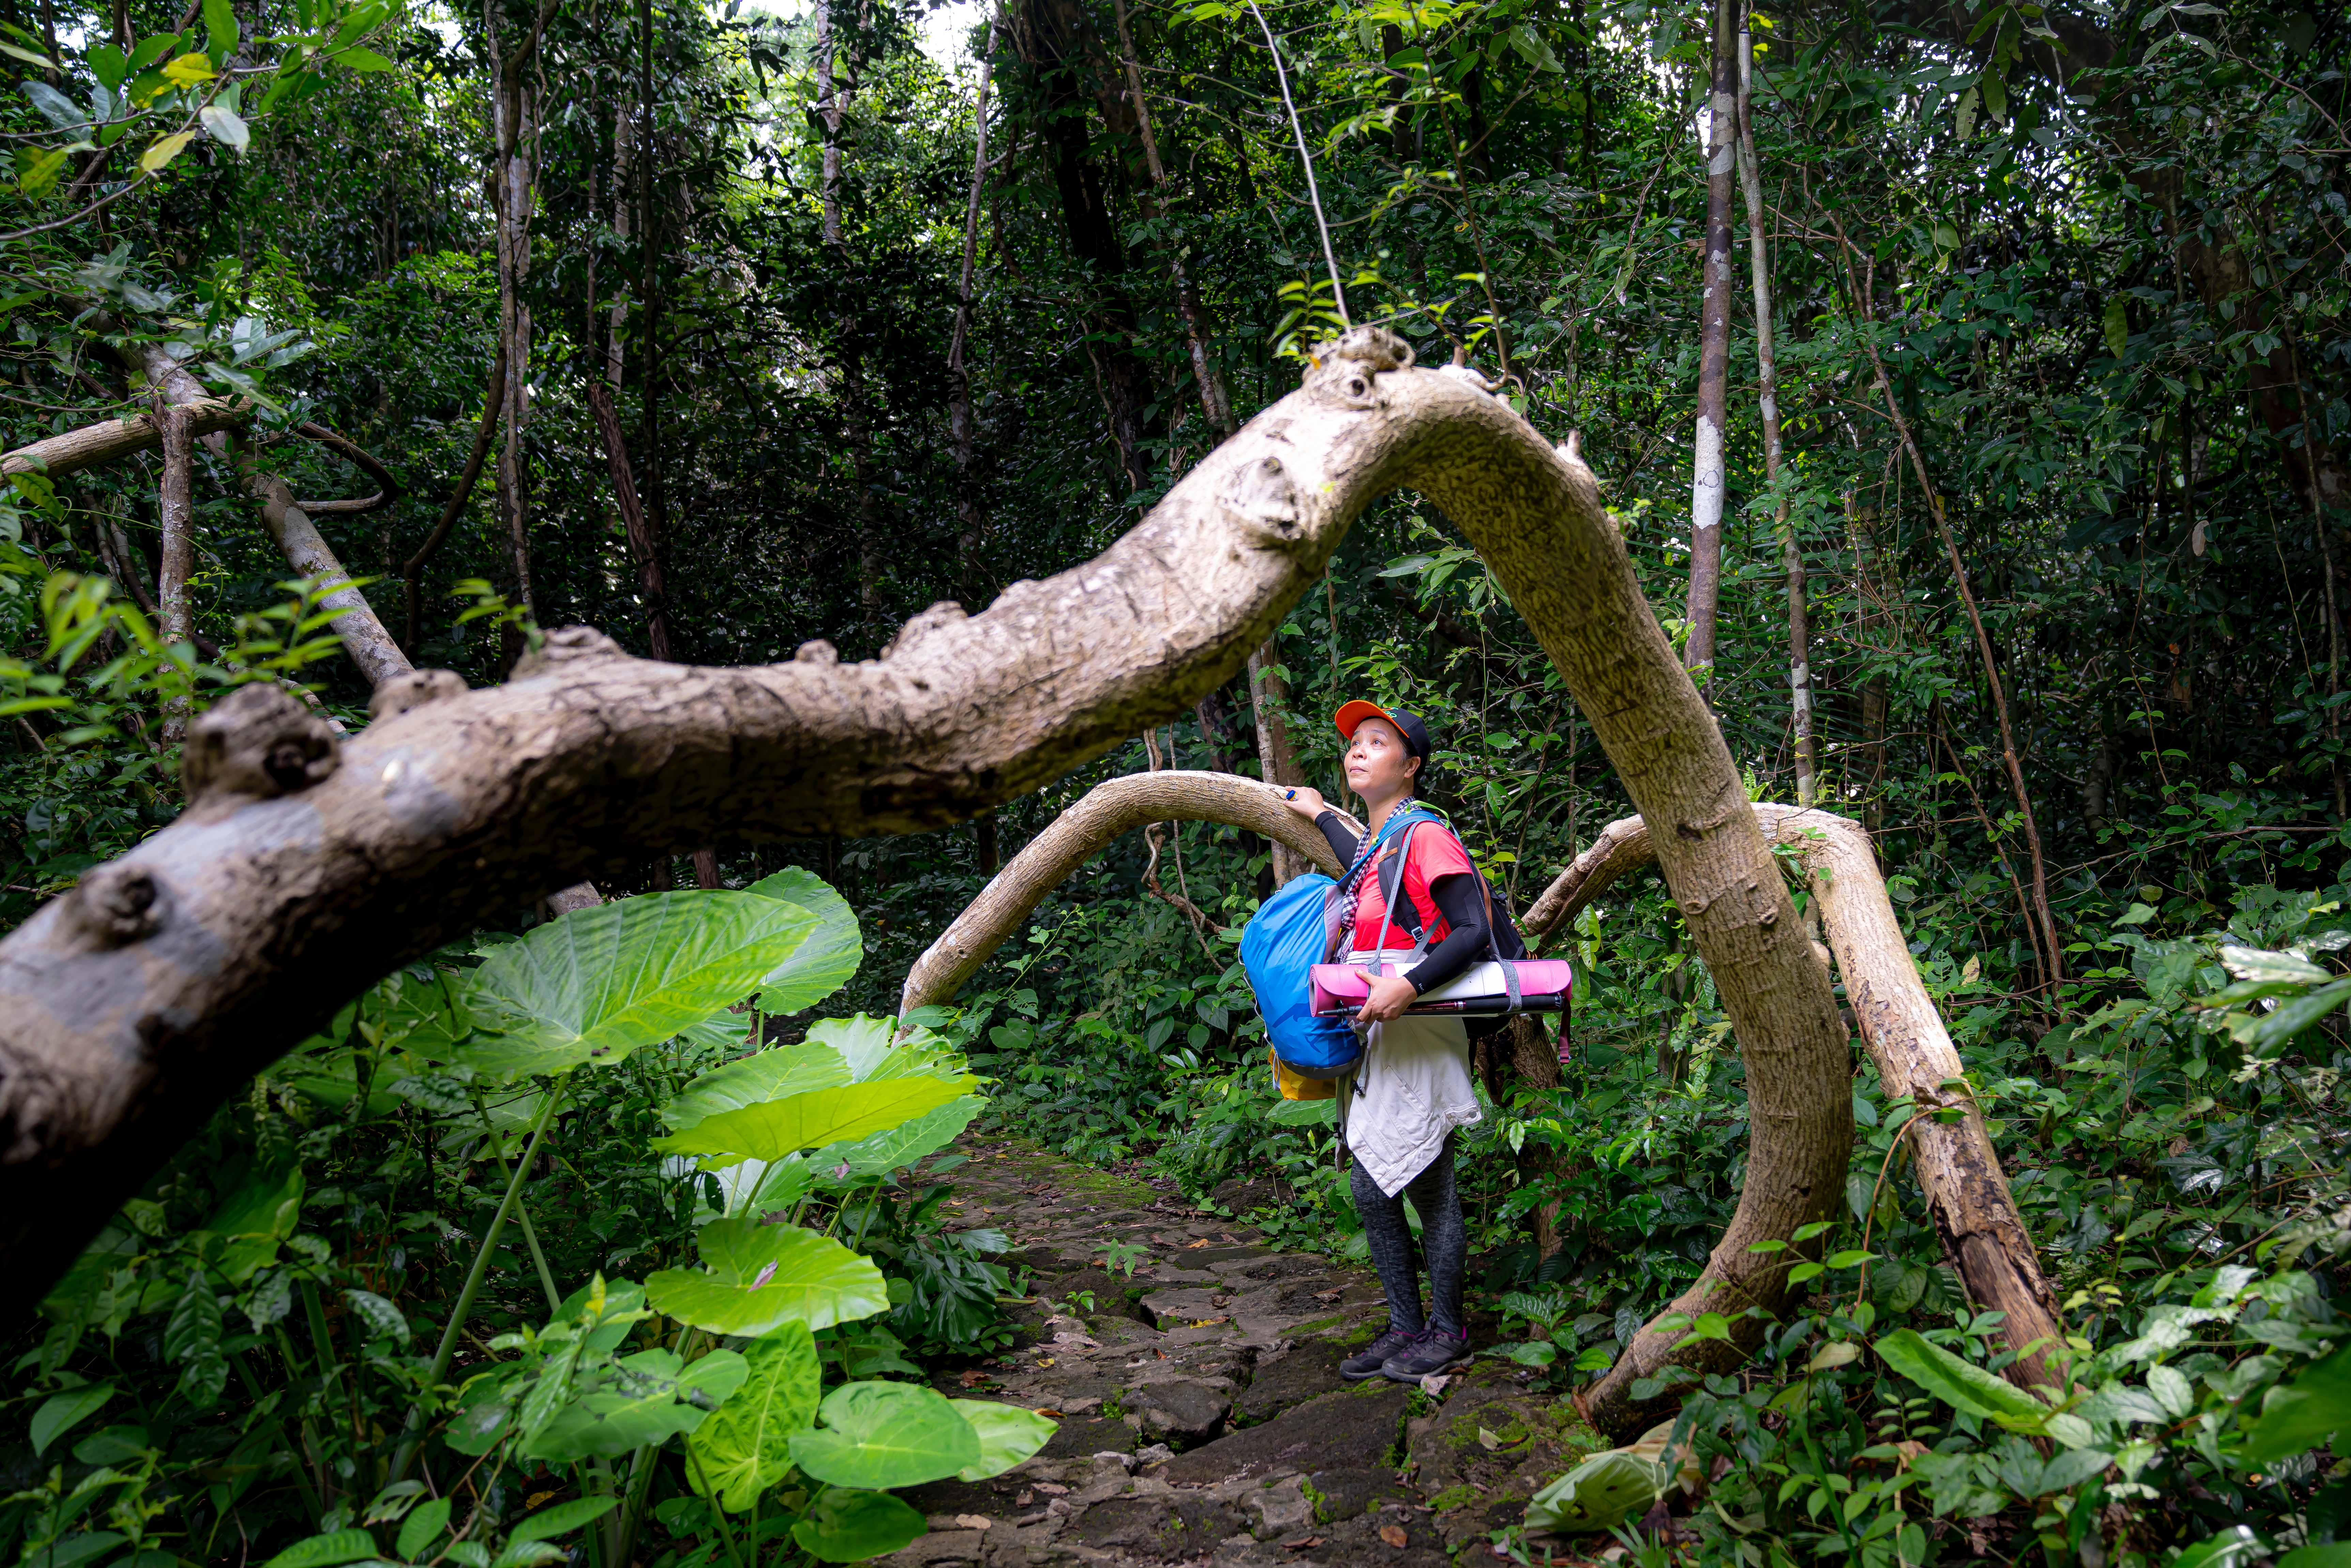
[1682,0,1737,694]
[157,407,195,747]
[487,1,538,651]
[1246,640,1302,881]
[1735,14,1808,803]
[950,17,996,609]
[586,381,672,660]
[1013,0,1159,493]
[1109,0,1232,442]
[818,0,882,632]
[636,0,672,665]
[607,88,632,387]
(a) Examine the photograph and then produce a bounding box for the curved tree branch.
[0,332,1850,1432]
[899,770,1347,1017]
[402,346,508,654]
[294,421,403,516]
[1523,803,2065,1392]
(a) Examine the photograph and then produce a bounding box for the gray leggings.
[1349,1134,1466,1336]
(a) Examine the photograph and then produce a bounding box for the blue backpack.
[1241,810,1437,1083]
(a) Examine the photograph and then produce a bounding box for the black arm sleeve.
[1405,874,1490,995]
[1315,810,1360,864]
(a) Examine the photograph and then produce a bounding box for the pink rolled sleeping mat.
[1310,959,1573,1018]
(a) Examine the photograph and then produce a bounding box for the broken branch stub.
[0,331,1850,1407]
[1522,804,2065,1392]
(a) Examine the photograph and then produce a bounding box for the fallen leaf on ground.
[1313,1288,1345,1302]
[959,1368,994,1387]
[954,1514,992,1530]
[1282,1537,1325,1550]
[1016,1491,1034,1506]
[1033,1409,1064,1418]
[1419,1373,1453,1396]
[1379,1525,1409,1548]
[1477,1427,1501,1450]
[1036,1357,1056,1367]
[1187,1238,1211,1248]
[1188,1316,1229,1327]
[1034,1482,1070,1495]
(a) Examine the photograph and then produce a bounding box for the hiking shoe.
[1340,1326,1423,1380]
[1381,1328,1472,1383]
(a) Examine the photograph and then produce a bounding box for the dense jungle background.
[0,0,2347,1559]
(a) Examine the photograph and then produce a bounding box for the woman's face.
[1344,717,1420,799]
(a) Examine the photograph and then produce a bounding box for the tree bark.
[0,400,245,482]
[1522,804,2066,1392]
[586,380,673,661]
[901,770,1347,1015]
[1735,18,1809,804]
[0,335,1849,1421]
[1246,638,1302,881]
[488,5,539,627]
[1012,0,1159,492]
[156,407,196,747]
[1683,0,1737,693]
[951,17,997,609]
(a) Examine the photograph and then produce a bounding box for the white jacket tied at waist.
[1341,950,1482,1196]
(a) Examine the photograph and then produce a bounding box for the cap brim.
[1334,700,1398,740]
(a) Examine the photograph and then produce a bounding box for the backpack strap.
[1367,821,1427,977]
[1371,819,1522,1016]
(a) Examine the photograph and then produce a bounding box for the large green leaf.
[1874,1329,2049,1425]
[202,1165,303,1284]
[652,1076,976,1166]
[745,868,863,1011]
[663,1043,853,1133]
[686,1323,821,1510]
[950,1399,1056,1480]
[645,1218,889,1336]
[815,1097,984,1184]
[527,1346,749,1461]
[457,893,819,1083]
[787,1381,980,1490]
[807,1015,899,1082]
[2243,1343,2351,1462]
[790,1489,926,1564]
[30,1385,112,1458]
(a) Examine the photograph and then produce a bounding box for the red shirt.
[1349,825,1476,954]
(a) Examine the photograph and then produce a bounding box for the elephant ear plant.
[27,871,1048,1568]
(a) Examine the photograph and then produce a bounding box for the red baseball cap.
[1335,700,1432,765]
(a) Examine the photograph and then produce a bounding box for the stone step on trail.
[877,1139,1605,1567]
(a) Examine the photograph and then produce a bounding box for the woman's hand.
[1356,973,1419,1025]
[1279,786,1326,821]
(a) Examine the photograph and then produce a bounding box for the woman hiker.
[1281,700,1489,1384]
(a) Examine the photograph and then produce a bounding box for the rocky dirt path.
[886,1139,1602,1568]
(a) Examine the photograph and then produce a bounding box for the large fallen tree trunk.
[0,330,1847,1435]
[1520,804,2065,1390]
[899,770,1348,1016]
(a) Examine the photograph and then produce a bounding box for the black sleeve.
[1405,874,1490,995]
[1315,809,1360,864]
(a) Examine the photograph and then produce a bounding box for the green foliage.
[3,875,1041,1568]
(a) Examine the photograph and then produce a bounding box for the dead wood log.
[899,770,1348,1017]
[0,332,1851,1431]
[0,398,246,480]
[1521,803,2066,1392]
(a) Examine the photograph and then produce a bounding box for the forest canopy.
[0,0,2346,1561]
